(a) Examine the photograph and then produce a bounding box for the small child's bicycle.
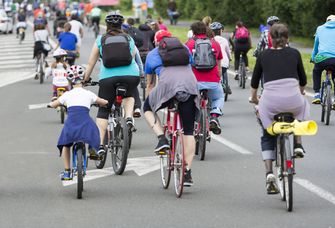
[56,88,67,124]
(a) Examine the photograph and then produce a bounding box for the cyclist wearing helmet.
[253,16,280,57]
[311,15,335,105]
[49,65,108,180]
[84,11,141,157]
[46,49,70,101]
[210,22,232,94]
[33,11,50,34]
[69,10,84,47]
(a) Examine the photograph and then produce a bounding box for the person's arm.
[146,74,155,94]
[134,46,144,76]
[254,31,265,57]
[296,50,307,94]
[250,53,263,90]
[79,25,84,38]
[48,99,61,108]
[84,42,99,82]
[96,97,108,106]
[311,31,319,62]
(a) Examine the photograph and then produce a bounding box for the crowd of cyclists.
[5,1,335,199]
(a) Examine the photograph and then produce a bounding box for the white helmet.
[66,65,85,84]
[53,49,67,58]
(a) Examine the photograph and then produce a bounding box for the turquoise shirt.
[96,35,140,80]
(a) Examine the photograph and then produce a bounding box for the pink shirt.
[159,23,168,31]
[185,34,223,83]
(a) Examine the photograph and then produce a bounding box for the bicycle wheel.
[128,129,133,149]
[160,127,172,189]
[275,136,286,201]
[39,54,44,84]
[76,147,84,199]
[197,108,207,160]
[95,133,108,169]
[241,62,246,89]
[60,106,65,124]
[321,83,326,122]
[111,118,129,175]
[325,85,332,125]
[94,23,99,38]
[174,130,185,198]
[283,135,293,211]
[223,73,229,101]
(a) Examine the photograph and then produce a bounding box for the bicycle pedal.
[157,151,167,155]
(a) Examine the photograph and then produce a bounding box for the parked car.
[0,9,13,34]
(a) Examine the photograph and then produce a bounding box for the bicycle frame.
[72,142,87,175]
[320,70,333,103]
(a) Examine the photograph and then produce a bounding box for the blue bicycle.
[320,67,334,125]
[71,141,88,199]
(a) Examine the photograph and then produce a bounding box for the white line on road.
[0,72,35,88]
[28,103,49,110]
[295,178,335,206]
[211,134,253,154]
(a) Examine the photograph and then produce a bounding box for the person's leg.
[133,87,142,117]
[207,84,224,135]
[123,97,135,119]
[243,49,249,67]
[62,146,71,170]
[312,63,323,94]
[234,48,241,71]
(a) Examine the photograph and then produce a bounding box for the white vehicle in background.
[0,9,13,34]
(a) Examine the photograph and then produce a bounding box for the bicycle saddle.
[274,112,294,123]
[115,83,127,97]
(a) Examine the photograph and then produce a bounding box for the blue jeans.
[197,82,225,115]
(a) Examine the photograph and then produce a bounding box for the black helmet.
[105,11,124,26]
[267,16,280,26]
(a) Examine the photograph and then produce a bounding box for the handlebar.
[84,79,99,86]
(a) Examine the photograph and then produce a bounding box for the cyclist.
[143,30,199,186]
[231,20,251,79]
[53,10,67,37]
[253,16,280,58]
[311,15,335,105]
[185,21,224,134]
[90,5,101,33]
[33,22,51,79]
[69,10,84,47]
[187,16,212,39]
[83,11,141,157]
[48,65,108,180]
[210,22,232,94]
[33,11,50,35]
[45,49,70,101]
[16,8,27,38]
[249,24,309,194]
[54,23,79,66]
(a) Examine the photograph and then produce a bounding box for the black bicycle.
[237,54,246,89]
[221,71,231,101]
[94,83,133,175]
[35,51,45,84]
[93,21,99,38]
[320,67,334,125]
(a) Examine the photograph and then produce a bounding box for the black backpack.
[127,27,144,48]
[158,37,189,67]
[101,34,132,68]
[192,37,217,71]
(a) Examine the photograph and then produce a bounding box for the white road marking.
[211,134,253,154]
[295,178,335,206]
[62,156,160,186]
[0,72,35,88]
[28,103,49,110]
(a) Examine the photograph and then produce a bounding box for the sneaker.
[312,93,321,104]
[209,117,221,135]
[34,74,39,80]
[234,72,239,80]
[133,108,141,118]
[226,85,232,95]
[88,147,100,160]
[154,136,170,154]
[184,169,193,187]
[266,173,279,194]
[126,117,136,131]
[293,143,305,159]
[97,145,106,157]
[61,170,72,181]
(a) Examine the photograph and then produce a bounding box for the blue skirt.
[57,106,100,154]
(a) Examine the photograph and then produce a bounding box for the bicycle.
[221,71,231,101]
[320,67,334,125]
[194,90,211,160]
[35,51,45,84]
[237,54,247,89]
[56,88,67,124]
[93,21,99,38]
[94,83,134,175]
[18,26,25,44]
[140,74,146,101]
[160,99,186,198]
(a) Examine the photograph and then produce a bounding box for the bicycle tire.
[283,135,293,211]
[275,136,286,201]
[325,85,332,125]
[142,86,146,101]
[241,62,246,89]
[160,127,172,189]
[94,23,99,38]
[198,108,207,160]
[95,133,108,169]
[60,106,65,124]
[128,129,133,149]
[39,54,44,84]
[174,130,185,198]
[77,148,84,199]
[111,118,129,175]
[321,83,326,122]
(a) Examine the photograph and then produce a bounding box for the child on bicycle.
[48,65,108,180]
[46,49,70,101]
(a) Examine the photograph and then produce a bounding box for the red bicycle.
[194,90,211,160]
[159,100,185,198]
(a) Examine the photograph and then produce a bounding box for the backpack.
[235,26,249,43]
[127,27,144,48]
[192,38,217,71]
[101,34,132,68]
[158,37,189,67]
[267,30,273,48]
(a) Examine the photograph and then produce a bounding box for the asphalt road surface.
[0,21,334,228]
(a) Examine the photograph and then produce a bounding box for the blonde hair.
[202,16,212,26]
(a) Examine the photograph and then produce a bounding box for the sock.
[211,113,219,118]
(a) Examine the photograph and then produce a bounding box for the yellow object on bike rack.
[267,120,318,136]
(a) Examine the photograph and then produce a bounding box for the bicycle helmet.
[267,16,280,26]
[105,11,124,26]
[209,22,223,30]
[53,49,67,58]
[66,65,85,84]
[326,15,335,22]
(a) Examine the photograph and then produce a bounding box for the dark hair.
[126,17,135,26]
[236,21,244,28]
[212,29,221,36]
[191,21,207,35]
[106,25,124,36]
[270,23,289,48]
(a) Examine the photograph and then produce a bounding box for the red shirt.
[185,34,223,83]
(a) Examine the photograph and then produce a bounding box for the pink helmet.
[53,48,67,58]
[66,65,85,84]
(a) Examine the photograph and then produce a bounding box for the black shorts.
[97,76,140,119]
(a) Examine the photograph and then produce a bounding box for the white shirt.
[34,29,49,42]
[69,20,83,46]
[214,35,231,68]
[52,64,69,87]
[59,87,97,109]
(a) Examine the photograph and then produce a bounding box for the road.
[0,22,334,228]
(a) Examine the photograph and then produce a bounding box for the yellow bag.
[267,120,318,136]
